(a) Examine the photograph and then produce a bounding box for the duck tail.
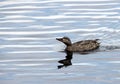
[95,39,100,41]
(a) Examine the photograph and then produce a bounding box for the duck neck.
[65,41,72,46]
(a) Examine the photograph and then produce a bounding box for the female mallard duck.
[56,37,100,52]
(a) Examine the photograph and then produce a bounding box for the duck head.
[56,37,72,46]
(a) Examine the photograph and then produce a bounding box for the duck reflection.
[58,51,73,69]
[57,51,95,69]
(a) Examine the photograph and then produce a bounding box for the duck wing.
[71,40,100,51]
[73,40,94,45]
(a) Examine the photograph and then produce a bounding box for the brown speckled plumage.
[56,37,100,52]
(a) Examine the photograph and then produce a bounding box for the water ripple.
[0,0,120,83]
[0,58,59,62]
[73,63,97,66]
[0,27,120,35]
[0,45,53,48]
[6,51,55,54]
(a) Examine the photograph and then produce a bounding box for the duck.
[56,37,100,52]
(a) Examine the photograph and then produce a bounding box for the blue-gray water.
[0,0,120,84]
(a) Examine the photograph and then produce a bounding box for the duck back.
[66,40,100,52]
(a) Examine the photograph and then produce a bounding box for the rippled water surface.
[0,0,120,84]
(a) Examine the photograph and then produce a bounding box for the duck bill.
[56,38,62,41]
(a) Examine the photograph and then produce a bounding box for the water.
[0,0,120,84]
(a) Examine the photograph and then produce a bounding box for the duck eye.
[64,39,68,42]
[62,39,66,42]
[62,39,65,41]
